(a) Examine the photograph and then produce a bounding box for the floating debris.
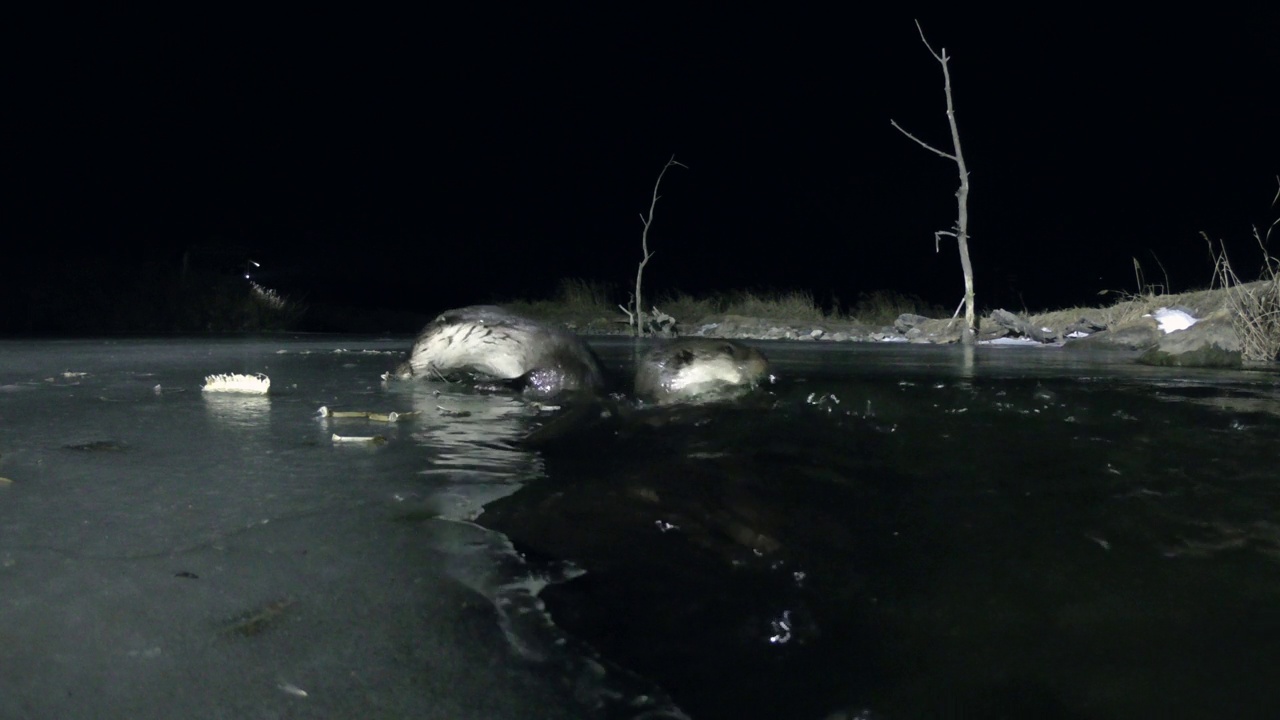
[1084,534,1111,551]
[202,373,271,395]
[0,477,13,486]
[768,610,793,644]
[45,373,87,383]
[219,598,297,637]
[174,571,199,579]
[805,392,841,411]
[331,433,387,445]
[278,682,308,698]
[316,406,415,422]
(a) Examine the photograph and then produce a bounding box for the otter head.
[636,338,770,405]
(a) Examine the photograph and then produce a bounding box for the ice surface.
[7,336,1280,720]
[0,337,600,720]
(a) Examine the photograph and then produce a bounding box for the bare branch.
[914,19,943,62]
[629,155,686,336]
[934,229,958,252]
[890,120,956,160]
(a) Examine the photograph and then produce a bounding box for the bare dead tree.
[891,20,976,344]
[622,155,687,337]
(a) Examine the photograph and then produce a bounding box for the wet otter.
[397,305,604,399]
[635,338,770,405]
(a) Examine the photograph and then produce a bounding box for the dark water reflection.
[478,340,1280,720]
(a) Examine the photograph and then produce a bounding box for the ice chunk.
[201,372,271,394]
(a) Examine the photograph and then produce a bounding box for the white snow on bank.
[980,336,1045,346]
[1145,307,1198,334]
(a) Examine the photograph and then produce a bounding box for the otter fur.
[635,338,770,405]
[398,305,604,399]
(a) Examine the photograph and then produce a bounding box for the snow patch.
[1145,307,1198,334]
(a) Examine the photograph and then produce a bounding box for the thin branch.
[914,19,943,63]
[890,120,956,161]
[934,229,957,252]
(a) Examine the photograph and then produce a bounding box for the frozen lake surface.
[0,337,610,720]
[3,336,1280,719]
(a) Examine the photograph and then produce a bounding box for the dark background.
[4,9,1278,333]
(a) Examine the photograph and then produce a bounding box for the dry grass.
[652,290,716,325]
[654,288,827,323]
[1093,294,1170,328]
[1017,181,1280,358]
[722,289,827,322]
[500,278,617,322]
[656,288,944,325]
[508,282,975,330]
[507,283,839,328]
[1207,234,1280,362]
[1021,287,1233,335]
[851,290,947,325]
[1088,257,1173,326]
[1201,179,1280,362]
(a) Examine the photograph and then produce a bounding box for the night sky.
[6,9,1279,331]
